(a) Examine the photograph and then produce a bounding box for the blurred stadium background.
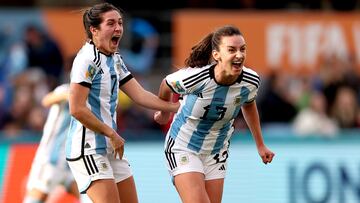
[0,0,360,202]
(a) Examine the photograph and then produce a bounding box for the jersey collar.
[209,64,244,86]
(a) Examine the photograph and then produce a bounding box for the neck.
[214,64,240,85]
[91,39,111,55]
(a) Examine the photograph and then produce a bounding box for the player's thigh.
[174,172,210,203]
[108,154,138,203]
[117,176,138,203]
[205,178,224,203]
[67,154,114,194]
[86,179,120,203]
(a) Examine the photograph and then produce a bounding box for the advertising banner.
[173,11,360,75]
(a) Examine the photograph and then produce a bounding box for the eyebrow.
[105,17,122,22]
[226,44,246,48]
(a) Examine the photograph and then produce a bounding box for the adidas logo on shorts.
[219,164,226,170]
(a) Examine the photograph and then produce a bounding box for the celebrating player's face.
[217,35,246,76]
[92,10,123,55]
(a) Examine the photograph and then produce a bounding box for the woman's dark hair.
[83,3,124,40]
[184,25,242,68]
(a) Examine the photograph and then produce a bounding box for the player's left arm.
[120,78,179,113]
[241,101,275,164]
[154,78,175,125]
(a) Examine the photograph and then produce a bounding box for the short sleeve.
[70,54,98,85]
[116,55,131,81]
[242,67,260,103]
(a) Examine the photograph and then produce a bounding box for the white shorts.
[26,161,74,193]
[67,153,133,194]
[164,137,229,181]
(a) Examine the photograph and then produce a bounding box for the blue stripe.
[66,117,78,157]
[107,57,118,131]
[170,94,198,139]
[211,122,231,154]
[211,86,251,154]
[240,86,250,105]
[50,109,71,165]
[188,86,229,152]
[88,68,106,154]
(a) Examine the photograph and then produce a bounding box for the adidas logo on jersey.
[84,142,91,148]
[219,164,226,170]
[98,68,104,74]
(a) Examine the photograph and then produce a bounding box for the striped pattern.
[83,155,99,175]
[165,65,260,155]
[242,70,260,88]
[67,42,132,159]
[165,137,177,170]
[92,44,101,68]
[183,68,210,89]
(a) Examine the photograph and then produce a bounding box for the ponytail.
[184,33,214,68]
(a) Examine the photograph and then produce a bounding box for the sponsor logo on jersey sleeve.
[86,65,96,80]
[172,81,185,93]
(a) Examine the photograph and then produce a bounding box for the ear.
[90,26,97,36]
[212,50,220,61]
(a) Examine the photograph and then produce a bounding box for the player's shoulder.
[77,42,94,56]
[241,66,260,88]
[242,66,259,77]
[174,64,212,79]
[75,41,101,66]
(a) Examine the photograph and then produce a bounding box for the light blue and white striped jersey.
[66,41,132,160]
[165,64,260,155]
[34,84,71,168]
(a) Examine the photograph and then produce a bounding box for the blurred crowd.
[0,24,69,137]
[256,54,360,137]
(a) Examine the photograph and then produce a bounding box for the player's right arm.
[69,83,124,159]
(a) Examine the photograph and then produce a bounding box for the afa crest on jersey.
[115,62,121,73]
[234,96,241,105]
[85,65,96,80]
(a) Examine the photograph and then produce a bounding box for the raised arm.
[120,78,179,113]
[41,91,69,108]
[241,101,275,164]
